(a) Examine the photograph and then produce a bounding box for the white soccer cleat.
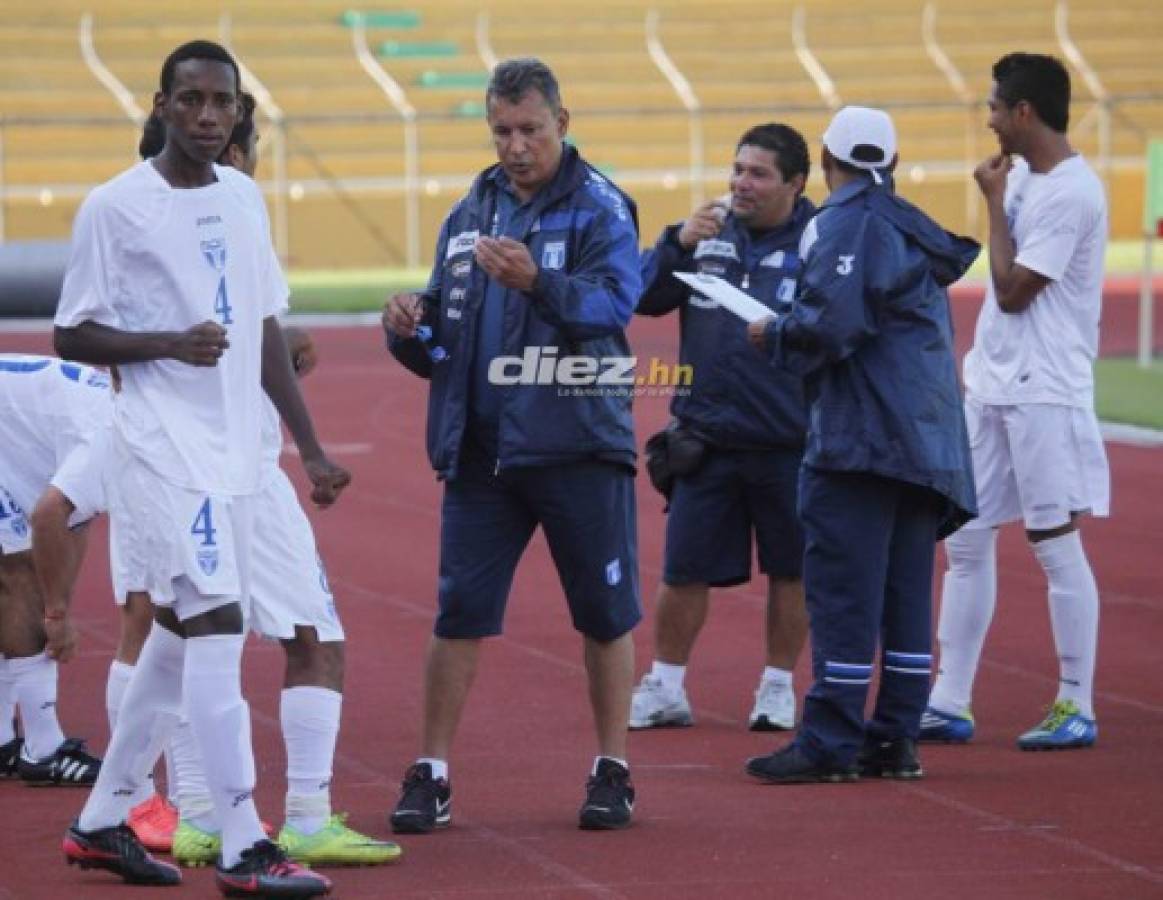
[628,674,693,729]
[748,678,795,731]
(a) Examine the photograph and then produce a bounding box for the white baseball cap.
[822,106,897,182]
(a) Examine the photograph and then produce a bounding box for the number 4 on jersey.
[214,275,233,325]
[191,498,217,547]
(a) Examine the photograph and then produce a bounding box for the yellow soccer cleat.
[171,820,221,868]
[278,813,403,867]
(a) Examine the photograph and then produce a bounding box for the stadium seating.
[0,0,1159,266]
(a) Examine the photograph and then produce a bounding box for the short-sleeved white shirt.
[963,155,1108,408]
[0,355,113,527]
[55,161,289,495]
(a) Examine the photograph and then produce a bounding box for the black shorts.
[436,459,641,641]
[663,446,804,587]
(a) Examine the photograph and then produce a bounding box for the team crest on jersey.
[200,238,227,273]
[197,548,219,576]
[777,277,797,302]
[694,239,739,261]
[446,230,479,259]
[541,241,566,270]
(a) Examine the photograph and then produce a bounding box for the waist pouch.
[644,422,708,503]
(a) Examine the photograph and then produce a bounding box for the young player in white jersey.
[0,356,108,785]
[922,53,1109,751]
[55,41,347,897]
[114,97,400,869]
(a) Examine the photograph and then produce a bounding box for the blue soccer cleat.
[918,706,975,744]
[1017,700,1097,751]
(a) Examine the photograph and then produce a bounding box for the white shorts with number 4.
[108,436,250,622]
[962,399,1110,532]
[111,462,343,642]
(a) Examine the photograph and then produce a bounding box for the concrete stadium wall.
[0,240,69,317]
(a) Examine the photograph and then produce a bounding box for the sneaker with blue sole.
[1017,700,1096,750]
[917,706,975,744]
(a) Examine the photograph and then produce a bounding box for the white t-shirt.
[55,161,289,495]
[0,355,113,527]
[963,154,1108,408]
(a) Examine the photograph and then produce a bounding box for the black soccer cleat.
[63,820,182,886]
[745,743,859,784]
[578,758,635,830]
[390,762,452,834]
[215,839,331,897]
[857,735,924,780]
[19,737,101,786]
[0,734,22,777]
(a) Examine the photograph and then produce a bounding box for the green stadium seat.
[338,10,420,29]
[416,70,490,89]
[379,40,459,58]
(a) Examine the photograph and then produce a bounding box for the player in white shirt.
[0,356,108,785]
[922,53,1109,751]
[55,41,345,897]
[116,95,400,869]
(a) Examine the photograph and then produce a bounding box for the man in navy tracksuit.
[383,58,642,830]
[745,107,979,782]
[629,124,813,734]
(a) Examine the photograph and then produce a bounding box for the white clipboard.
[672,271,776,324]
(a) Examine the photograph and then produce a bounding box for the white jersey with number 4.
[963,154,1108,409]
[55,161,288,495]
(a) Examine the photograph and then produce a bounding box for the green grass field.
[1094,358,1163,429]
[288,241,1162,430]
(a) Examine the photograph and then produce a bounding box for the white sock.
[761,666,793,687]
[281,686,341,835]
[1034,531,1099,719]
[163,742,178,806]
[417,757,448,781]
[183,634,265,867]
[77,627,184,832]
[929,528,998,716]
[0,657,15,744]
[107,660,163,800]
[592,755,629,774]
[650,660,686,694]
[8,651,66,759]
[172,714,215,831]
[105,660,134,733]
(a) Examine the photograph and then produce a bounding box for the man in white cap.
[742,106,979,784]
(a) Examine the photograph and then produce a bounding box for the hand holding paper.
[672,271,777,324]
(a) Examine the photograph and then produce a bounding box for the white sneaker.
[628,674,693,729]
[749,678,795,731]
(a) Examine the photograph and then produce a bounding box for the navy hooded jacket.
[388,146,641,480]
[637,197,814,449]
[762,176,979,536]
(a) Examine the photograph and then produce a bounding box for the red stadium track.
[0,313,1160,899]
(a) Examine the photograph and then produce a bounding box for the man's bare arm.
[261,317,351,507]
[54,320,229,367]
[975,153,1050,315]
[30,487,88,662]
